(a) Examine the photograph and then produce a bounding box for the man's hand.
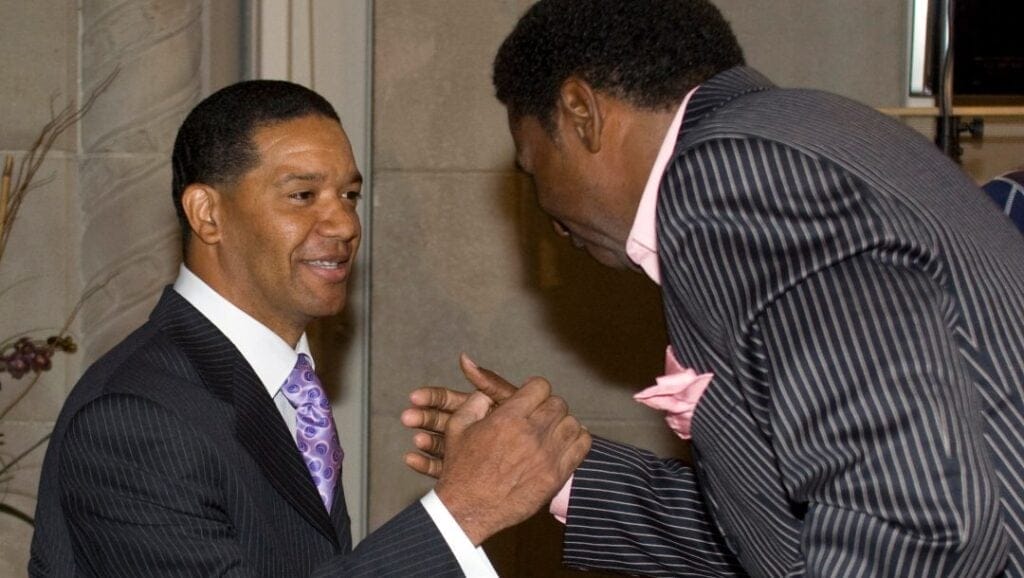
[404,354,591,545]
[401,354,519,477]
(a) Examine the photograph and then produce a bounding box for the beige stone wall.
[369,1,1023,576]
[0,1,239,573]
[0,2,85,573]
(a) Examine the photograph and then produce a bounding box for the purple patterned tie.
[282,353,343,512]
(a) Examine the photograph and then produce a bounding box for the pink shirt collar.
[625,86,700,285]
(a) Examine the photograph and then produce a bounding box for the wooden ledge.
[878,106,1024,118]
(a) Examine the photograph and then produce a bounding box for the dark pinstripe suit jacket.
[562,68,1024,577]
[30,288,462,577]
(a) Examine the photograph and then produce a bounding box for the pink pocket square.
[633,347,712,440]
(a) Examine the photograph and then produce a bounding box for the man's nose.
[318,197,361,240]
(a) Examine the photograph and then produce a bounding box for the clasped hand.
[401,354,591,545]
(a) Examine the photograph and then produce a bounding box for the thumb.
[447,391,494,436]
[460,353,517,403]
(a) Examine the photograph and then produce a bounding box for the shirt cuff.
[549,475,574,524]
[420,490,498,577]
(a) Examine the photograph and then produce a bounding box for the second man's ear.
[558,77,603,153]
[180,184,224,245]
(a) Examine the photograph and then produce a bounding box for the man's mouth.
[551,220,587,249]
[304,259,346,269]
[300,256,351,282]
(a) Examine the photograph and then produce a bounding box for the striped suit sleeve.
[315,502,464,578]
[756,255,1007,576]
[562,437,745,576]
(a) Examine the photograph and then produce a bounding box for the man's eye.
[290,191,314,200]
[343,191,363,202]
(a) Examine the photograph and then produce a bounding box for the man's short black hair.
[171,80,341,251]
[493,0,745,130]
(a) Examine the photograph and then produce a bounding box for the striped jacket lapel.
[151,288,340,547]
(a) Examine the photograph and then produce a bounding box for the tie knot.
[282,353,328,410]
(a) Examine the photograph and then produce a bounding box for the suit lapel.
[151,288,340,546]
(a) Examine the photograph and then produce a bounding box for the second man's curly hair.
[493,0,745,131]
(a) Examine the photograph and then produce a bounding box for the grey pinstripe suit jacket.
[30,288,462,577]
[563,68,1024,577]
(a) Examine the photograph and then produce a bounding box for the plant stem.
[0,68,118,268]
[0,503,35,526]
[0,432,51,478]
[0,156,11,240]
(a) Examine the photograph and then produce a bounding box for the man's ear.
[181,183,224,245]
[557,77,603,153]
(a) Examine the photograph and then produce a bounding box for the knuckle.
[524,376,551,394]
[566,414,581,428]
[578,432,593,455]
[430,388,446,407]
[444,389,467,410]
[547,395,568,413]
[560,415,581,435]
[431,437,446,457]
[423,411,439,430]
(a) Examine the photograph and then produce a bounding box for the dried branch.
[0,68,119,266]
[0,157,11,237]
[0,503,33,526]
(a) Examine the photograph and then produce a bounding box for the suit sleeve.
[314,501,463,577]
[756,255,1007,576]
[58,394,463,577]
[562,437,745,576]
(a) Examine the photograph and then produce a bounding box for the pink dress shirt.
[624,86,699,285]
[551,87,711,523]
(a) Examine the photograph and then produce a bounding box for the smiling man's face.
[211,114,363,342]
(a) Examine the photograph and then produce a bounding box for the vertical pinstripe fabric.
[30,289,463,577]
[563,68,1024,577]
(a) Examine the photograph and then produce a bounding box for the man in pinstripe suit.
[29,80,591,577]
[407,0,1024,575]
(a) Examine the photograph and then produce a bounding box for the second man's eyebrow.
[275,172,326,186]
[274,171,364,187]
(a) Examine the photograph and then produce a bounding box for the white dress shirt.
[173,265,496,576]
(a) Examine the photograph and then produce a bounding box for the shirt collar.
[625,86,700,284]
[172,264,312,399]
